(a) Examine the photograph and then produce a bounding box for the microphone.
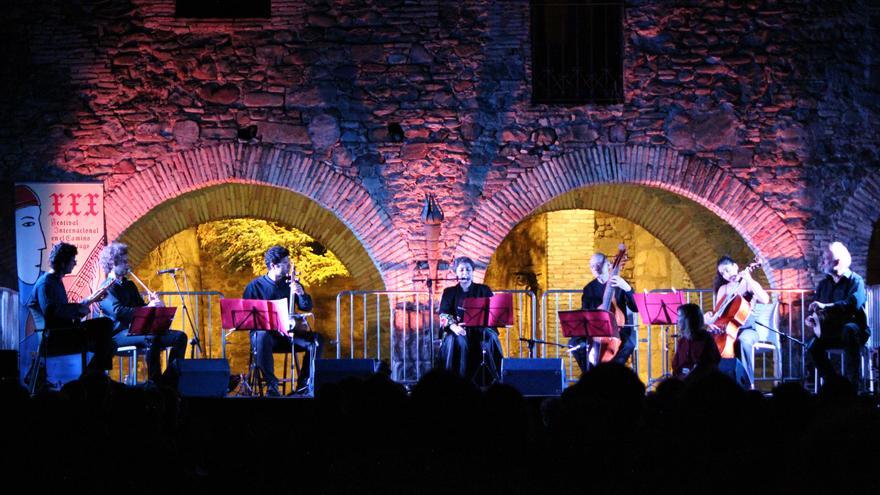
[157,267,182,275]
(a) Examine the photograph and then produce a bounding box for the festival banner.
[14,182,106,382]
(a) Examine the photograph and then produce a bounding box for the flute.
[128,269,158,300]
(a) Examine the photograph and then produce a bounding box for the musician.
[26,242,116,379]
[706,256,770,388]
[97,242,187,386]
[672,303,721,377]
[438,256,502,383]
[807,242,870,388]
[243,245,323,396]
[569,253,638,373]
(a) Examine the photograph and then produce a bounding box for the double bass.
[593,244,628,363]
[706,259,760,358]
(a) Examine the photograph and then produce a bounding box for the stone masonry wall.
[2,0,879,290]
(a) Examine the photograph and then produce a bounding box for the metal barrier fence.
[335,289,537,385]
[0,287,18,351]
[538,287,815,387]
[150,291,225,359]
[642,288,813,386]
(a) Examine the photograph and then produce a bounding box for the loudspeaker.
[0,350,17,382]
[501,358,565,396]
[176,359,230,397]
[314,359,379,392]
[718,358,750,389]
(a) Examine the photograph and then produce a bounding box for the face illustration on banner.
[15,185,47,284]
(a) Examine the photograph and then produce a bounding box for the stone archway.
[834,170,880,278]
[456,145,808,288]
[104,143,413,290]
[117,182,384,290]
[525,185,758,289]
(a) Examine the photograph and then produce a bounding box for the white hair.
[828,241,852,271]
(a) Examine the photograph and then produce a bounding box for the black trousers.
[440,327,503,384]
[113,329,188,381]
[252,330,324,388]
[809,322,867,387]
[40,317,116,374]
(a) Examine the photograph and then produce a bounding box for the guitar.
[706,258,760,358]
[81,276,118,306]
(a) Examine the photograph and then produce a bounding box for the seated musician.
[569,252,638,373]
[807,242,870,389]
[26,242,116,381]
[97,242,187,386]
[438,256,503,384]
[672,303,721,377]
[244,245,323,396]
[705,255,770,388]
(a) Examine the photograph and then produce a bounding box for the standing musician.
[243,245,323,396]
[705,255,769,388]
[569,252,638,374]
[97,242,187,386]
[807,242,870,389]
[26,242,116,381]
[438,256,503,383]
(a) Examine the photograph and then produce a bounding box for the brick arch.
[105,144,413,290]
[527,185,758,288]
[457,145,807,288]
[116,183,384,290]
[834,170,880,276]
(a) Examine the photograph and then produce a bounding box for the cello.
[592,244,627,364]
[706,259,760,358]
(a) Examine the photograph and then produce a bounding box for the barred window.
[531,0,624,104]
[176,0,271,19]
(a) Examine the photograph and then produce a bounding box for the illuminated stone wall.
[2,0,879,294]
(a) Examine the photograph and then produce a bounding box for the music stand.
[558,309,619,339]
[633,292,685,326]
[221,298,289,396]
[559,309,620,371]
[634,291,685,387]
[460,294,513,386]
[129,306,178,336]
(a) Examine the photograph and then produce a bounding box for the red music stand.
[633,291,685,388]
[129,306,178,336]
[461,297,490,327]
[633,291,685,325]
[558,309,620,339]
[461,293,515,327]
[221,298,290,396]
[220,298,290,335]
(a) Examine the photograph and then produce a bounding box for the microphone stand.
[518,337,568,358]
[748,320,806,347]
[167,270,203,359]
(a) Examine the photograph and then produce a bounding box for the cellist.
[704,255,769,388]
[569,252,639,374]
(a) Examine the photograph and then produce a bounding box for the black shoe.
[265,383,281,397]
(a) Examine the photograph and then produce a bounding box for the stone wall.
[2,0,879,292]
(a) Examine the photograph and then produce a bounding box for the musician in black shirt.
[98,242,187,385]
[243,245,323,396]
[807,242,870,388]
[438,256,502,384]
[27,242,115,380]
[570,252,638,373]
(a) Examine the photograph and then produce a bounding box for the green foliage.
[197,219,349,286]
